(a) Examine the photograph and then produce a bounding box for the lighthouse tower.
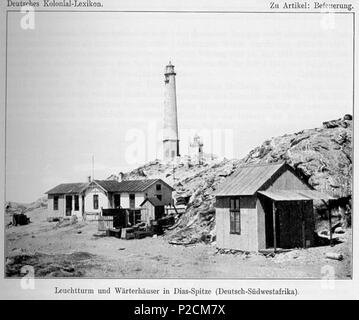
[163,61,180,161]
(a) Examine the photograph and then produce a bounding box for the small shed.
[215,162,334,252]
[140,197,166,225]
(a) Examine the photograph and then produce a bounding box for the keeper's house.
[45,178,174,220]
[215,162,333,252]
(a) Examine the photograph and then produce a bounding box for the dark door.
[276,201,305,248]
[114,194,121,208]
[129,194,135,209]
[65,195,72,216]
[154,206,165,220]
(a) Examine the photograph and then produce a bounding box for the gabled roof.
[215,162,288,196]
[140,197,165,207]
[45,183,87,195]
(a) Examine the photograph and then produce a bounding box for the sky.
[6,11,353,202]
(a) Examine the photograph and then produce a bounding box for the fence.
[98,216,113,231]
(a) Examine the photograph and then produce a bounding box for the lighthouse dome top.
[165,61,176,75]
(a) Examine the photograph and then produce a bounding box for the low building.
[140,197,166,225]
[46,183,86,219]
[215,162,333,252]
[45,178,174,221]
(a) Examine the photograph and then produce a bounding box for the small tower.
[163,61,180,161]
[189,134,204,165]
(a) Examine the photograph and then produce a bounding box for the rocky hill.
[5,196,47,215]
[242,114,352,198]
[110,114,352,244]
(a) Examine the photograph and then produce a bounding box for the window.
[156,194,162,201]
[129,194,135,208]
[53,196,59,211]
[230,198,241,234]
[93,195,99,210]
[156,184,162,191]
[74,195,79,211]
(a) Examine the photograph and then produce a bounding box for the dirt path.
[5,208,352,279]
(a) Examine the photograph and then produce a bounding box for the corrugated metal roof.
[45,183,87,195]
[258,190,334,201]
[120,179,174,192]
[215,162,285,196]
[296,190,335,200]
[258,190,308,201]
[94,180,123,192]
[113,179,160,192]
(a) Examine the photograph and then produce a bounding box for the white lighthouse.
[163,61,180,161]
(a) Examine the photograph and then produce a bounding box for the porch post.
[302,201,306,248]
[82,195,86,221]
[273,201,277,253]
[72,195,75,216]
[328,200,333,247]
[63,195,66,217]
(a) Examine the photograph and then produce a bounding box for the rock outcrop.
[242,115,352,198]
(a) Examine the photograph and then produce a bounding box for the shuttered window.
[230,198,241,234]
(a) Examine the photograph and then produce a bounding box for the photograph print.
[4,10,353,279]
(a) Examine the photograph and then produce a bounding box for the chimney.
[118,172,124,182]
[88,176,91,183]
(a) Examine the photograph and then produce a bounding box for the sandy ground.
[5,208,352,279]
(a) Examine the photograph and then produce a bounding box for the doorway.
[65,195,72,216]
[259,195,280,248]
[114,194,121,208]
[260,194,310,249]
[154,206,165,220]
[275,201,306,248]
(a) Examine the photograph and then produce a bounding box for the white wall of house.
[47,194,64,218]
[216,196,259,252]
[47,194,83,219]
[111,181,172,209]
[119,192,145,208]
[84,186,109,219]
